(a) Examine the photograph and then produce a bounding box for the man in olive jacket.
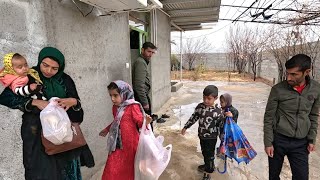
[132,42,157,120]
[264,54,320,180]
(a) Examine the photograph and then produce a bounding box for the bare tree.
[226,26,247,74]
[226,25,265,76]
[266,24,320,82]
[246,27,267,81]
[286,0,320,25]
[183,37,212,70]
[170,54,180,71]
[306,41,320,78]
[302,28,320,79]
[290,2,320,79]
[266,27,300,82]
[248,49,264,81]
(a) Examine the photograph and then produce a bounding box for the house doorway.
[130,26,148,64]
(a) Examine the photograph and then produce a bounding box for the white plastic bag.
[40,97,73,145]
[134,119,172,180]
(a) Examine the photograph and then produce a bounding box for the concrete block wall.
[313,60,320,81]
[201,52,280,82]
[257,51,320,83]
[204,53,230,71]
[151,9,171,112]
[180,53,230,71]
[202,51,320,84]
[258,56,279,82]
[0,0,131,179]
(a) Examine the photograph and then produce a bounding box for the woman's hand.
[99,128,109,137]
[32,99,49,110]
[55,98,77,111]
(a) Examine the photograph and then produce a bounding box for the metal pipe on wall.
[151,9,156,44]
[154,9,158,46]
[180,30,182,82]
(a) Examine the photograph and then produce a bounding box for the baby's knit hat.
[0,53,16,76]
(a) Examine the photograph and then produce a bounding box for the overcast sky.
[171,0,320,53]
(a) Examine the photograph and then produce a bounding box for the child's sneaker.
[202,173,211,180]
[198,165,215,172]
[197,164,205,172]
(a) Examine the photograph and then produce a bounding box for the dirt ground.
[171,70,274,86]
[90,71,320,180]
[156,80,320,180]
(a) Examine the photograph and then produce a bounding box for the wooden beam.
[171,27,212,31]
[170,12,219,18]
[175,20,217,25]
[167,7,219,15]
[161,0,199,5]
[172,15,218,22]
[170,21,183,31]
[176,24,202,29]
[150,0,163,8]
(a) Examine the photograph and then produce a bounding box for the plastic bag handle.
[165,144,172,151]
[162,144,173,165]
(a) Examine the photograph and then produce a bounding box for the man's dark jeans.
[269,133,309,180]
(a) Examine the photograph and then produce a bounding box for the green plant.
[191,65,204,81]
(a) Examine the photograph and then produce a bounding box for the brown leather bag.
[41,123,87,155]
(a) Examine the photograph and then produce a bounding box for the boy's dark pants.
[200,138,217,173]
[268,133,309,180]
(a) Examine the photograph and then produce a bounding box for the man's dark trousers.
[134,92,154,130]
[269,133,309,180]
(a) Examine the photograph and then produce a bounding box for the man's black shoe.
[151,114,158,122]
[161,114,170,118]
[156,118,166,123]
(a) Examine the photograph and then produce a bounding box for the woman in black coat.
[0,47,94,180]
